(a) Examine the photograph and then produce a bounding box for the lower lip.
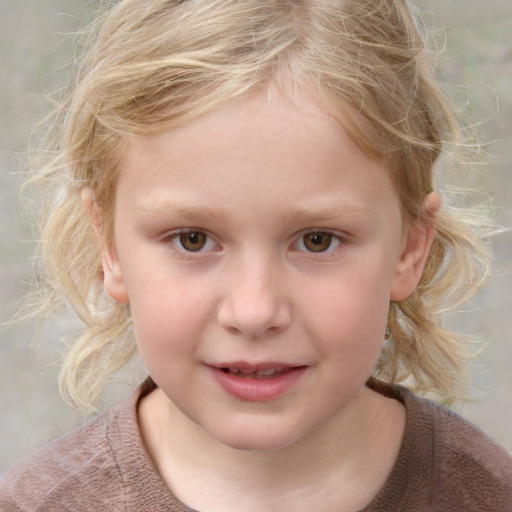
[208,366,307,402]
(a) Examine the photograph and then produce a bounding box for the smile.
[208,362,308,401]
[220,367,290,378]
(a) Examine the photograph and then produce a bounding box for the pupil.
[179,231,206,251]
[304,232,331,252]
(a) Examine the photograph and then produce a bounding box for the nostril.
[217,280,292,338]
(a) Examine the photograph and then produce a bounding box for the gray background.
[1,1,511,475]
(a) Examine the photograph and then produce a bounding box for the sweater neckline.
[108,377,431,512]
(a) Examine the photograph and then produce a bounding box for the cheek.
[125,269,216,363]
[301,267,391,359]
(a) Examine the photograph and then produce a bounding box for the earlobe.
[390,192,440,301]
[81,187,130,304]
[102,245,130,304]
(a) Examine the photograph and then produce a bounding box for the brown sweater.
[1,378,511,511]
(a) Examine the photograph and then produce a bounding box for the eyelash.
[163,229,345,255]
[164,230,219,253]
[293,231,343,254]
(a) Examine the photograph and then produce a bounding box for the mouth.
[207,362,308,401]
[219,367,293,378]
[212,361,305,378]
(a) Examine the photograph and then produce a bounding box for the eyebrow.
[286,206,374,224]
[136,201,374,225]
[136,202,228,222]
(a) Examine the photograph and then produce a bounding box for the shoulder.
[423,395,512,509]
[0,402,122,511]
[0,380,162,512]
[371,380,512,511]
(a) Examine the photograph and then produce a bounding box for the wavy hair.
[30,0,493,412]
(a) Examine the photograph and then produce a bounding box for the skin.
[88,89,439,511]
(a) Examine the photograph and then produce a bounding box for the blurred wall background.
[1,1,511,475]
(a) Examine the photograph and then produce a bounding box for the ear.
[390,192,440,301]
[81,188,130,304]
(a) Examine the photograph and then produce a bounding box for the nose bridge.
[218,247,290,337]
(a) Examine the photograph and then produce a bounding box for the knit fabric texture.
[1,378,511,511]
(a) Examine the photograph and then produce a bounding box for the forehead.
[115,90,399,225]
[120,88,375,178]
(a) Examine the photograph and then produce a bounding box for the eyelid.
[292,229,347,254]
[162,229,220,254]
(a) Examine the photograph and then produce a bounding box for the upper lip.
[209,361,304,372]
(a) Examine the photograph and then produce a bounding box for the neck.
[139,384,405,512]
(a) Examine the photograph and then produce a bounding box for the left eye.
[296,232,342,253]
[171,231,217,252]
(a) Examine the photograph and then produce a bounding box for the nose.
[217,253,292,338]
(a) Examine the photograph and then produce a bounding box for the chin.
[226,438,294,453]
[213,424,305,453]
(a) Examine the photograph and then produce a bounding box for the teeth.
[223,367,285,377]
[256,369,278,376]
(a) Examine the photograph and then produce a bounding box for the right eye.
[294,231,343,253]
[168,231,218,252]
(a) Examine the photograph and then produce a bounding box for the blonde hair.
[31,0,493,413]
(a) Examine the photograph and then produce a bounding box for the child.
[1,0,511,510]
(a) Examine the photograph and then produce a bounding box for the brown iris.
[302,232,333,252]
[179,231,207,251]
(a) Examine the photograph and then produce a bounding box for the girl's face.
[102,90,433,452]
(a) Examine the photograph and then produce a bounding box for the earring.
[384,327,391,340]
